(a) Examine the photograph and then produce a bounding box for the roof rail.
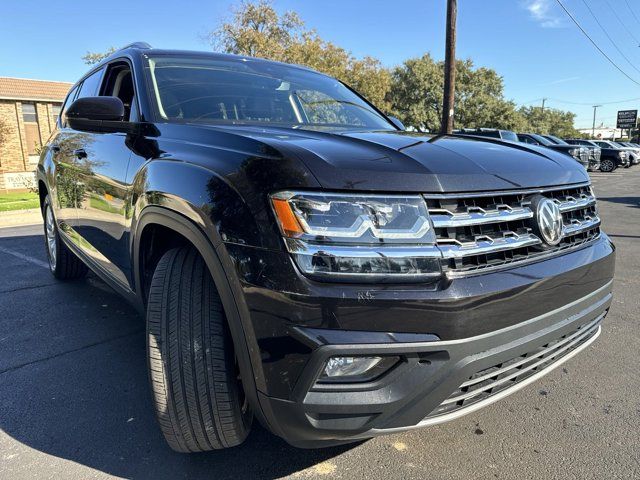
[118,42,152,51]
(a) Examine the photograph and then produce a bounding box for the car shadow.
[597,196,640,209]
[0,233,356,480]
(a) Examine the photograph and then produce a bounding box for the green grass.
[0,192,39,212]
[89,194,124,215]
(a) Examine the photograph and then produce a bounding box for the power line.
[550,97,640,106]
[521,97,640,107]
[580,0,640,76]
[555,0,640,86]
[623,0,640,29]
[604,0,640,46]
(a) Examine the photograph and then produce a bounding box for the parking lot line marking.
[0,246,49,270]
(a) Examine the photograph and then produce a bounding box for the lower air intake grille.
[425,315,602,421]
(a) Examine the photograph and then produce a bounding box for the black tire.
[146,246,252,452]
[43,195,87,280]
[599,158,616,173]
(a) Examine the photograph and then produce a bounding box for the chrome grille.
[425,183,600,275]
[425,315,603,421]
[579,149,590,164]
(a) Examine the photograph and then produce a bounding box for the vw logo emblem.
[531,195,563,246]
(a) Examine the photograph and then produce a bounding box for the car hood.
[214,126,589,193]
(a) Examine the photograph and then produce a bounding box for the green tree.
[387,55,528,132]
[209,0,391,110]
[518,106,580,137]
[82,47,117,65]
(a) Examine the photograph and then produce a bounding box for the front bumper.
[224,234,615,447]
[260,280,610,447]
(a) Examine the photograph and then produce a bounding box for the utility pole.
[592,105,601,138]
[541,98,547,112]
[441,0,457,134]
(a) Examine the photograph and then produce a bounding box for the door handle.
[73,148,87,159]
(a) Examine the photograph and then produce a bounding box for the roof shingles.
[0,77,72,102]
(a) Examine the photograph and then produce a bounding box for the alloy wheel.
[45,205,57,271]
[600,159,615,173]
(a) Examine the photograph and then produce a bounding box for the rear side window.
[77,68,105,99]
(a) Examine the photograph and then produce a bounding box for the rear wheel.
[43,195,87,280]
[599,158,616,173]
[146,246,252,452]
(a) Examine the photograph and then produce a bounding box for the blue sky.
[1,0,640,127]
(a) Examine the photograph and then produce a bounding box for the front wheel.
[146,246,252,452]
[599,158,616,173]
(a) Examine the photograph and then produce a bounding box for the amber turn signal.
[271,198,305,237]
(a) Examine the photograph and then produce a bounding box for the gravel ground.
[0,169,638,480]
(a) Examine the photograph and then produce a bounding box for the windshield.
[144,55,394,131]
[501,131,518,142]
[529,133,553,146]
[545,134,568,145]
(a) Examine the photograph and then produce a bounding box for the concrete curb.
[0,208,42,228]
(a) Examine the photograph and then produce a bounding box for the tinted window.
[77,68,105,99]
[545,134,568,145]
[144,55,394,131]
[518,135,538,145]
[101,63,137,121]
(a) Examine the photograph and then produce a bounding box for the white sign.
[3,172,36,190]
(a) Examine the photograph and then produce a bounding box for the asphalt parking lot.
[0,170,638,480]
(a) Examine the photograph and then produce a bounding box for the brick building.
[0,77,72,192]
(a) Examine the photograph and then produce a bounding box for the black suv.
[542,134,601,171]
[565,139,629,172]
[517,133,590,169]
[38,44,615,451]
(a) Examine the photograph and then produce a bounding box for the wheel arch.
[133,206,277,435]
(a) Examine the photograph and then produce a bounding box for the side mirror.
[66,96,135,133]
[388,116,405,131]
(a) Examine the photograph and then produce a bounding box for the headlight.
[270,191,441,282]
[618,151,627,159]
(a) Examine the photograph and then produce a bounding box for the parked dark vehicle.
[542,134,600,171]
[517,133,589,169]
[592,140,637,167]
[37,44,615,451]
[611,141,640,165]
[564,138,629,172]
[454,127,519,142]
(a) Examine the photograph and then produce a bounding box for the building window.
[51,104,61,125]
[22,103,37,123]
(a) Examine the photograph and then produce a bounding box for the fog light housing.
[318,356,399,383]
